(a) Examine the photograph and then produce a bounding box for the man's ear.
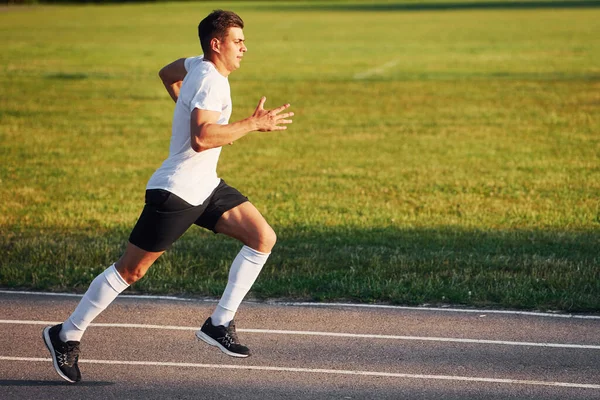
[210,37,220,54]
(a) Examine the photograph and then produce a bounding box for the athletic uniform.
[130,56,247,252]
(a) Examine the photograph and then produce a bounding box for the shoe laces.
[218,323,241,348]
[226,323,240,343]
[58,342,80,367]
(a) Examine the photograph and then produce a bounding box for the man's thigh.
[214,202,276,253]
[194,180,248,233]
[194,180,275,252]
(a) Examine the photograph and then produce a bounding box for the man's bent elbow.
[158,67,167,82]
[191,140,203,153]
[190,124,213,153]
[158,66,177,86]
[191,137,210,153]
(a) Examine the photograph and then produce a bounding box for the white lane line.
[277,302,600,320]
[2,319,599,350]
[2,289,599,320]
[242,329,600,350]
[2,356,599,390]
[0,289,203,302]
[354,59,400,79]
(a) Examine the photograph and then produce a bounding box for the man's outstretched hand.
[252,97,294,132]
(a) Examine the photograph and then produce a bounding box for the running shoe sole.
[42,326,77,383]
[195,330,250,358]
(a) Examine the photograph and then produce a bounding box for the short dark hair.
[198,10,244,55]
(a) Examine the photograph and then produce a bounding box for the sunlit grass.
[1,1,599,311]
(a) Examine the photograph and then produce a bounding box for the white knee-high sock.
[59,264,129,342]
[210,245,270,327]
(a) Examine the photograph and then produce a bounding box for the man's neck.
[203,55,230,77]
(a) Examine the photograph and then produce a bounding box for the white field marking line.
[2,289,599,320]
[2,356,600,390]
[354,59,400,80]
[2,320,599,350]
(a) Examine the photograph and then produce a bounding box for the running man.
[43,10,293,383]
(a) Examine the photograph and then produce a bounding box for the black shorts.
[128,179,248,252]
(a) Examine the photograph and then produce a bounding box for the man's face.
[218,27,247,73]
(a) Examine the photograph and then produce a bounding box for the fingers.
[253,100,293,132]
[272,110,293,129]
[271,103,291,115]
[273,110,293,129]
[256,96,266,110]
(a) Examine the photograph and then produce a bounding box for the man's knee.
[115,261,149,285]
[254,225,277,253]
[114,244,161,284]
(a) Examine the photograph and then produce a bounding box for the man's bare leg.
[214,201,277,253]
[58,243,163,342]
[115,242,165,284]
[211,201,276,325]
[196,202,276,357]
[43,242,164,382]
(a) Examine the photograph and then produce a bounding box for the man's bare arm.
[190,97,294,153]
[159,58,187,102]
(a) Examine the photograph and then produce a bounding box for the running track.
[0,291,598,399]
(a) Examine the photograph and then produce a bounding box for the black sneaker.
[42,324,81,383]
[195,317,250,358]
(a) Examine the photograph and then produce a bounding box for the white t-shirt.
[146,56,232,206]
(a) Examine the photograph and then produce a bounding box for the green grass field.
[1,1,599,312]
